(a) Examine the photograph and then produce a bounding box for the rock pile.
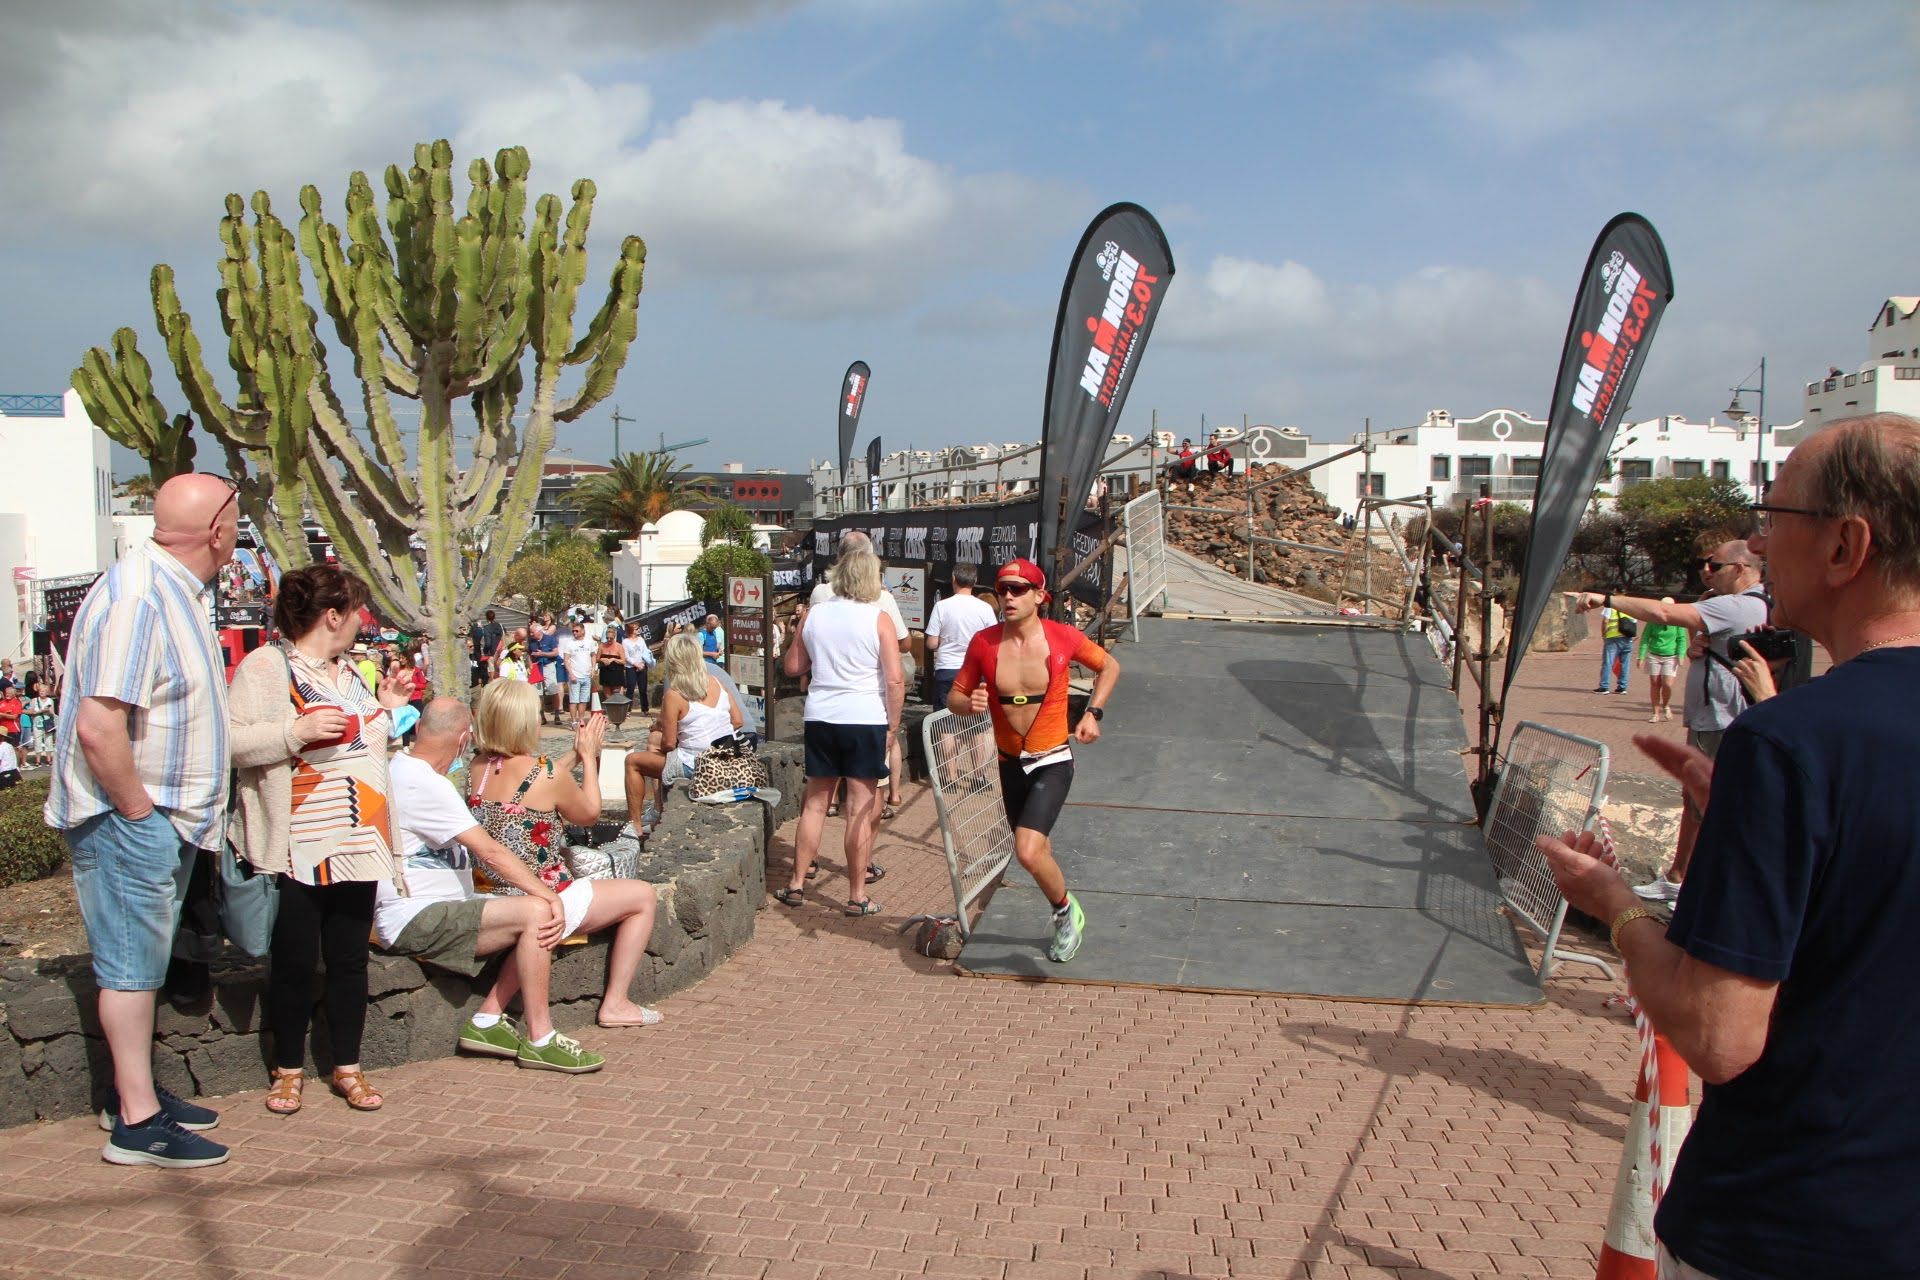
[1163,465,1409,608]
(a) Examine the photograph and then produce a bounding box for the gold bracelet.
[1610,906,1660,952]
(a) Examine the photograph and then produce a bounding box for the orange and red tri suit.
[952,620,1112,758]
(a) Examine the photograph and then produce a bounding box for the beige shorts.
[1645,655,1679,678]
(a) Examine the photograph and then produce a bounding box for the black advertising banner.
[810,501,1113,609]
[865,436,883,512]
[630,596,721,648]
[837,361,869,508]
[1504,214,1674,696]
[1036,203,1174,580]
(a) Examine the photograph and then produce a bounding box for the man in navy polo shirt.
[1540,412,1920,1279]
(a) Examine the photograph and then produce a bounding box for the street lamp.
[1724,358,1767,501]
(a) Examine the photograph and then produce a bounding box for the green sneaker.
[517,1031,606,1074]
[457,1017,525,1059]
[1047,893,1086,963]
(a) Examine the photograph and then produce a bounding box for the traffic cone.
[1594,1025,1692,1279]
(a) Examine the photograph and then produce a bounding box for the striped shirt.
[44,540,231,848]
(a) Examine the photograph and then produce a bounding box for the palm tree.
[114,474,159,511]
[566,451,700,537]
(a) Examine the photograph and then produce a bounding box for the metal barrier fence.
[921,708,1017,934]
[1482,721,1615,981]
[1120,487,1168,641]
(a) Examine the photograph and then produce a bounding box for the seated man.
[376,698,665,1075]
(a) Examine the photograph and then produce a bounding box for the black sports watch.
[1086,707,1105,722]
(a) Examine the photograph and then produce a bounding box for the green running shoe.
[517,1031,606,1074]
[457,1017,525,1058]
[1047,893,1086,963]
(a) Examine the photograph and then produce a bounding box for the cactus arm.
[555,235,646,420]
[72,330,199,483]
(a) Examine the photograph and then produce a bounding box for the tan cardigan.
[227,644,400,881]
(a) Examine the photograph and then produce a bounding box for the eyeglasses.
[997,581,1036,598]
[1747,501,1830,536]
[1699,559,1736,572]
[202,474,239,531]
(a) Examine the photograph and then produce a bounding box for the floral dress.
[466,756,573,894]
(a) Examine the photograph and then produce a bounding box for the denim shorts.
[567,677,592,702]
[65,809,198,992]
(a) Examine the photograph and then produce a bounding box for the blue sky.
[2,0,1915,477]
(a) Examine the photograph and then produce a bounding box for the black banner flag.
[1036,203,1174,582]
[1504,214,1674,696]
[837,361,869,512]
[865,436,883,512]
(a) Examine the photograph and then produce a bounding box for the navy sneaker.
[99,1084,219,1133]
[102,1110,230,1168]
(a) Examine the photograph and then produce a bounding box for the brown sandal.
[329,1068,384,1112]
[265,1068,304,1115]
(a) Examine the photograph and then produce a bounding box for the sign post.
[726,573,775,732]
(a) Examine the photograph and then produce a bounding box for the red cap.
[995,558,1049,598]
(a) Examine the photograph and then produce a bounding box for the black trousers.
[266,877,377,1071]
[625,666,651,713]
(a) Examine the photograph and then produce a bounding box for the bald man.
[46,473,239,1167]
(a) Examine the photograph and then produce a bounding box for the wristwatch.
[1086,707,1104,722]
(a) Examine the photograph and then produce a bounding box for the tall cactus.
[72,329,197,484]
[74,141,647,696]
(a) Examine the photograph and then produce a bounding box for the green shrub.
[0,777,69,888]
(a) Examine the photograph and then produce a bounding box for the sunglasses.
[1699,559,1736,572]
[202,474,239,530]
[997,580,1037,598]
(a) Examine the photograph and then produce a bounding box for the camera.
[1731,628,1800,663]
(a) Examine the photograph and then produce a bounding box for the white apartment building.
[810,405,1806,523]
[0,390,117,662]
[1802,296,1920,428]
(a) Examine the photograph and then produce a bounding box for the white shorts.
[1646,655,1679,678]
[558,879,596,935]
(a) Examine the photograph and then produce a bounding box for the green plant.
[699,500,755,548]
[501,535,610,615]
[73,139,648,697]
[0,778,69,888]
[567,450,695,536]
[686,543,770,603]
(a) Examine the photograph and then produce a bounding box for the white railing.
[920,709,1016,934]
[1120,487,1168,640]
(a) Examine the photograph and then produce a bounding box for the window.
[1712,460,1731,481]
[1459,455,1492,481]
[1672,460,1704,480]
[1355,472,1386,498]
[1619,459,1653,484]
[1896,367,1920,381]
[1511,457,1541,478]
[1430,455,1451,481]
[1750,461,1772,487]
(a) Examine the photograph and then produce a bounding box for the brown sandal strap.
[330,1069,384,1111]
[266,1069,304,1114]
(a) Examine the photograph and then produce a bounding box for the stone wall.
[0,743,803,1128]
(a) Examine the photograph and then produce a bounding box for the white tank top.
[801,599,887,725]
[674,687,734,767]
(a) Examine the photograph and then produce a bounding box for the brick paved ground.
[1,621,1670,1278]
[0,762,1643,1280]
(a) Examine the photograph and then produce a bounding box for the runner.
[948,559,1120,962]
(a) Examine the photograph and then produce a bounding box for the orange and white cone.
[1595,1019,1693,1279]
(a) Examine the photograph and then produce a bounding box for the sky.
[2,0,1915,479]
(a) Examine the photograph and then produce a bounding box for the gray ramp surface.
[959,619,1539,1005]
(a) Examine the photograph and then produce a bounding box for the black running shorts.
[998,757,1075,836]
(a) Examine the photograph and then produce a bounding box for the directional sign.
[727,576,765,609]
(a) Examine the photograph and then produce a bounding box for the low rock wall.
[0,743,803,1128]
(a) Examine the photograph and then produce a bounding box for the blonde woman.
[465,680,663,1029]
[620,633,744,836]
[777,547,904,915]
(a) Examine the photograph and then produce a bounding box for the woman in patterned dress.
[230,565,413,1115]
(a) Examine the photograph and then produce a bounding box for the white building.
[0,390,117,662]
[608,509,779,615]
[1802,296,1920,428]
[809,406,1805,523]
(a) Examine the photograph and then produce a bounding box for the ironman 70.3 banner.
[1504,213,1674,695]
[837,360,870,510]
[1036,203,1174,578]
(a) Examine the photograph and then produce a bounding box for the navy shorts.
[998,757,1075,836]
[804,721,888,780]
